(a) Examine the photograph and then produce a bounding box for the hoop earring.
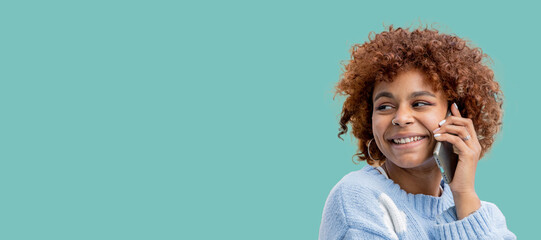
[367,138,382,161]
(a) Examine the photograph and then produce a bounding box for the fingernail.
[438,120,446,126]
[453,102,458,109]
[434,133,441,138]
[433,128,440,133]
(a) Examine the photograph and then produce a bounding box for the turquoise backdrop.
[1,0,538,239]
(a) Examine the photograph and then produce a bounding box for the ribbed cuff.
[435,202,497,239]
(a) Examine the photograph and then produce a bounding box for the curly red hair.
[334,25,503,165]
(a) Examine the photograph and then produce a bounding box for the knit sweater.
[319,165,516,239]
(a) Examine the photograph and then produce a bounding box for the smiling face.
[372,69,449,169]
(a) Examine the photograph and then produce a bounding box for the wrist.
[452,191,481,220]
[452,190,477,199]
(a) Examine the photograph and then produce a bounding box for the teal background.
[1,0,537,239]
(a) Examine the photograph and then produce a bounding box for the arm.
[434,102,483,219]
[434,103,515,239]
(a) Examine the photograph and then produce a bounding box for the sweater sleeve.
[434,201,516,239]
[319,185,398,240]
[319,184,348,240]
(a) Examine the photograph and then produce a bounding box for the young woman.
[319,26,516,239]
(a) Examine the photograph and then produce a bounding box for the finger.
[434,124,472,143]
[450,103,478,140]
[433,132,473,158]
[437,116,482,156]
[441,116,478,140]
[451,102,462,118]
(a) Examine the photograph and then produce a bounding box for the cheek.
[372,116,389,137]
[423,116,443,130]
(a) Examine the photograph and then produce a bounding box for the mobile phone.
[432,111,459,184]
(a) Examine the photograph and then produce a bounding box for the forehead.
[373,70,441,99]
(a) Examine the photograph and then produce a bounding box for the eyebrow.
[373,91,436,102]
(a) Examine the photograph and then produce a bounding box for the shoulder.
[331,165,388,198]
[321,165,390,228]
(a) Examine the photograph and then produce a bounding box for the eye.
[376,105,393,111]
[413,101,431,107]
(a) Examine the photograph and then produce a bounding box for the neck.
[383,159,442,197]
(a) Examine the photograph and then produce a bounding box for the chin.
[389,154,434,169]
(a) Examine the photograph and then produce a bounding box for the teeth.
[393,136,423,144]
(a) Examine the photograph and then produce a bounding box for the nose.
[392,106,414,126]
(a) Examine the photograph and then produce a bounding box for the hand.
[433,102,482,219]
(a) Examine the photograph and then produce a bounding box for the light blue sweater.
[319,165,516,239]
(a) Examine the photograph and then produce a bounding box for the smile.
[391,136,426,144]
[388,135,428,149]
